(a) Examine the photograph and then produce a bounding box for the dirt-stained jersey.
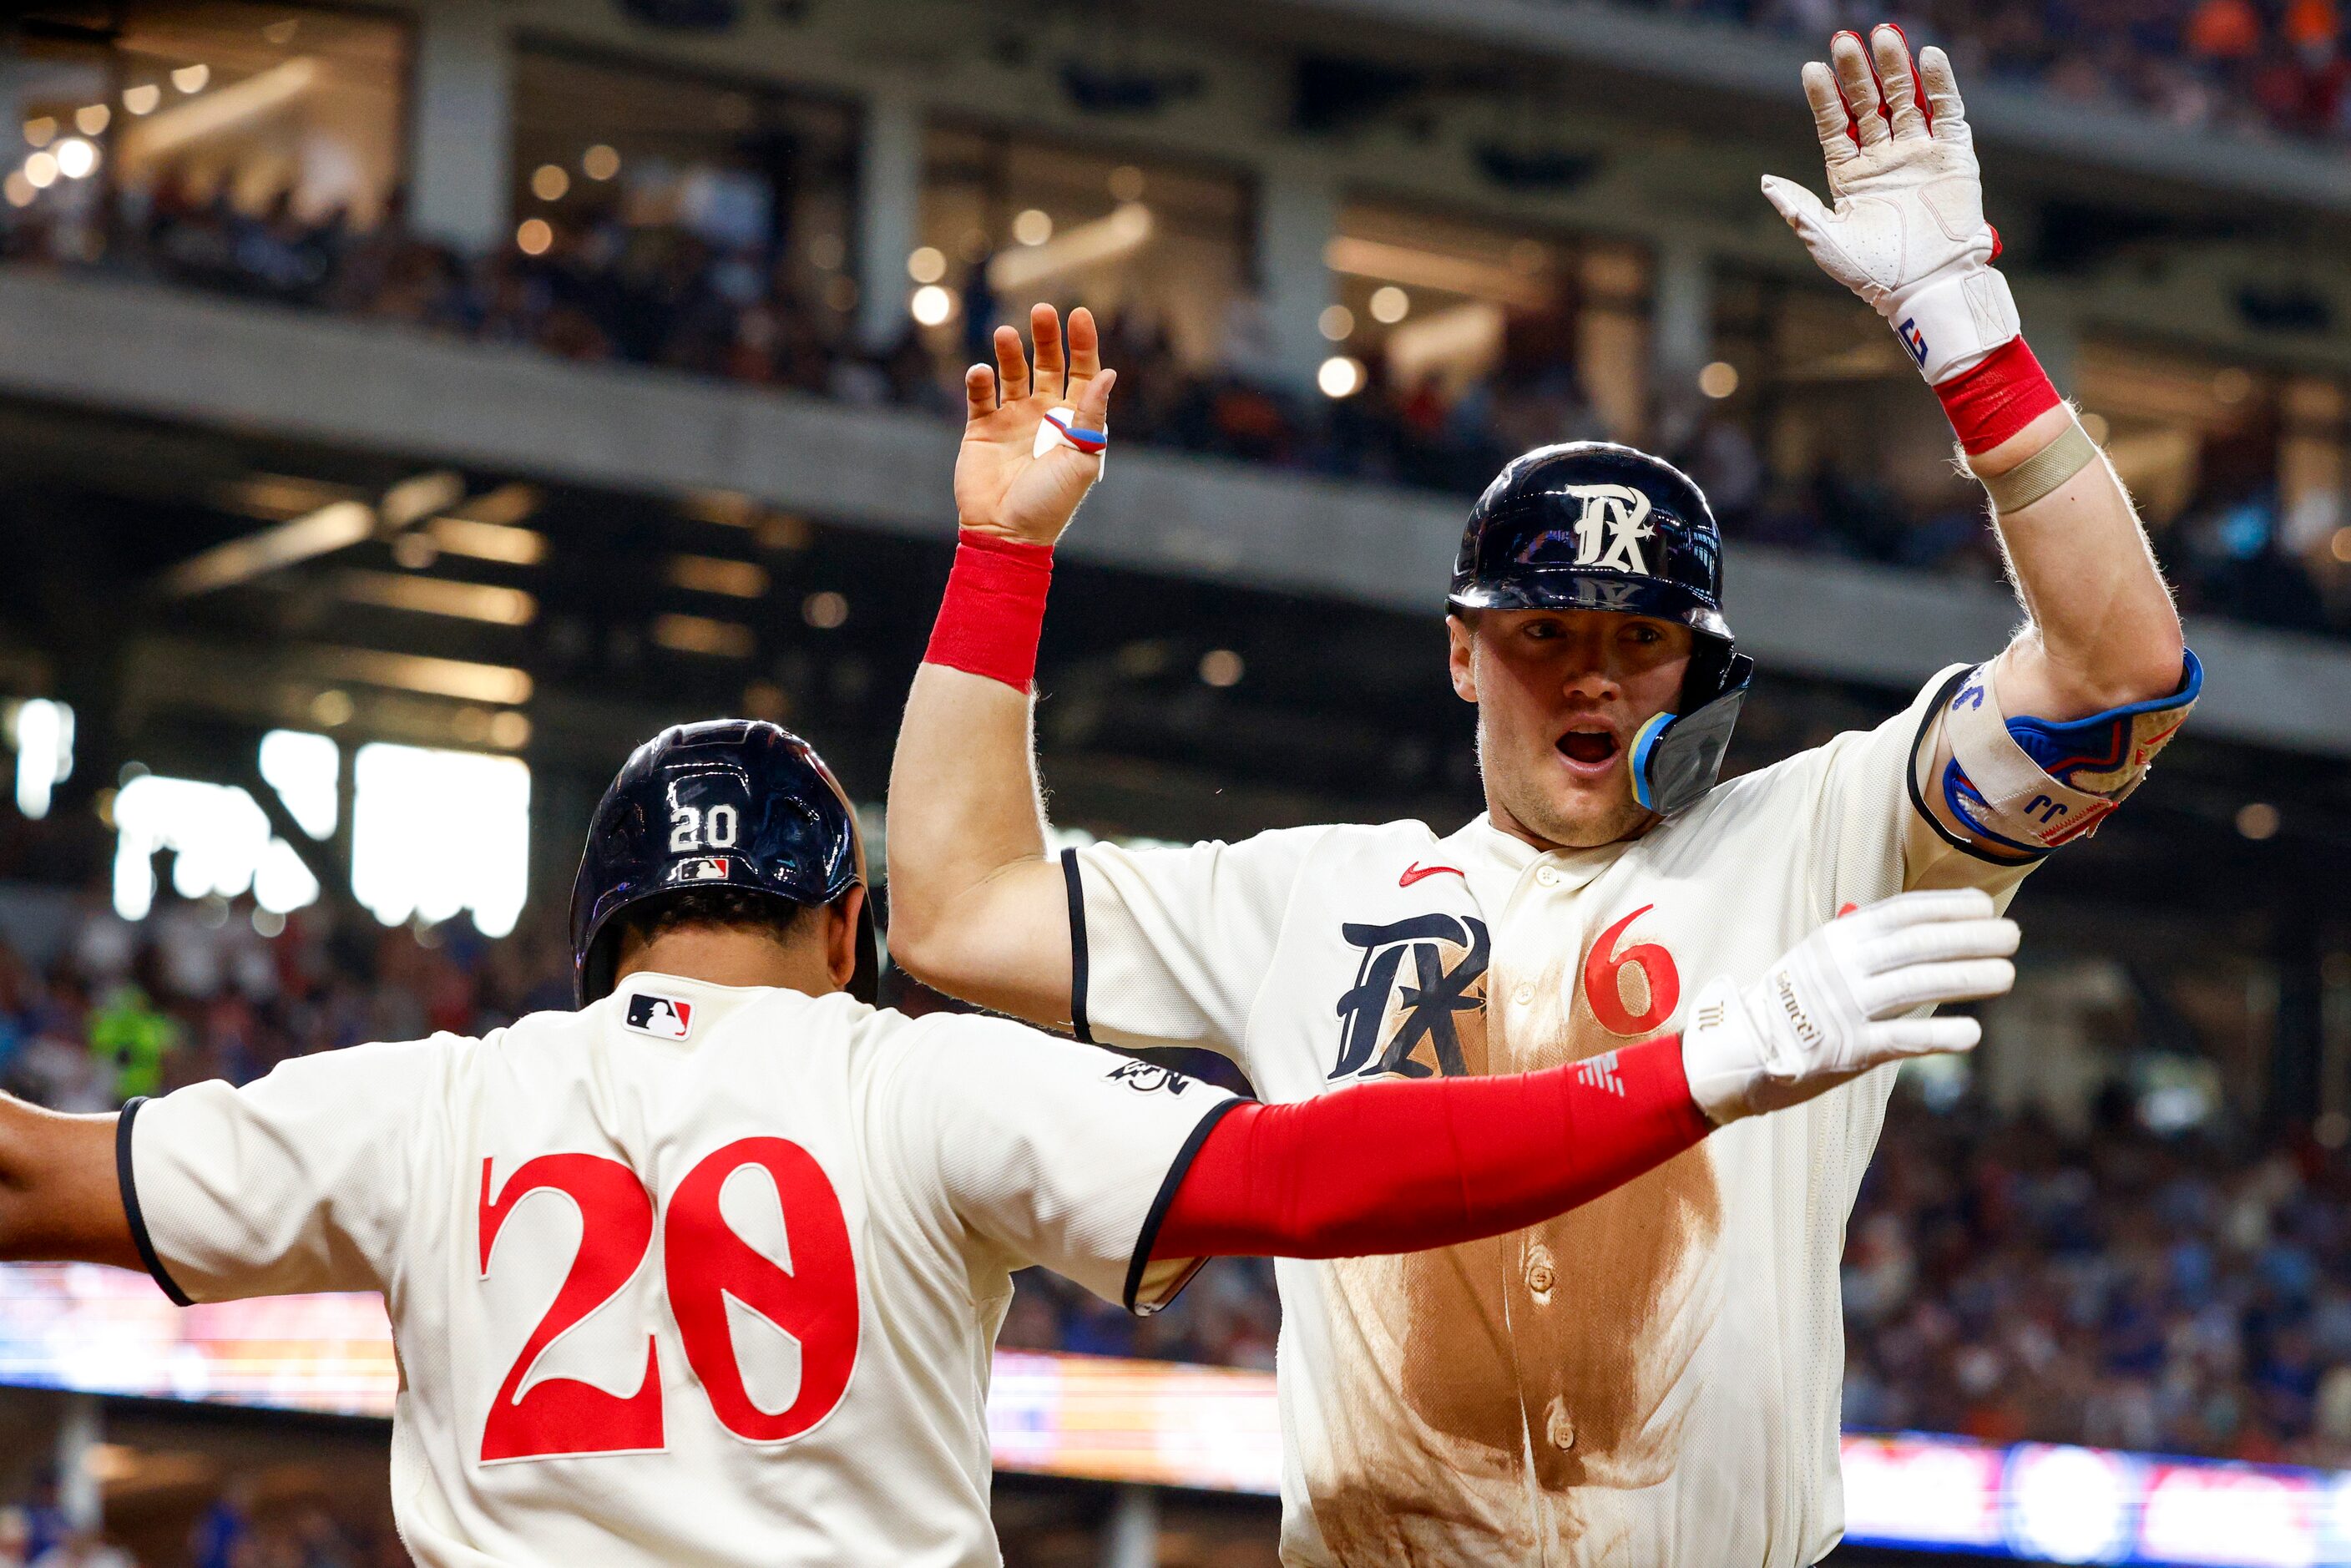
[1062,660,2194,1568]
[118,974,1233,1568]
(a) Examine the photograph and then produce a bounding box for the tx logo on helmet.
[1564,484,1656,574]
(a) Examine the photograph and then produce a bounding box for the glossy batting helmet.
[1449,441,1755,817]
[569,719,878,1007]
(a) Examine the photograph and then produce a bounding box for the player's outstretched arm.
[1763,27,2184,721]
[1152,891,2015,1261]
[0,1092,139,1270]
[888,304,1114,1025]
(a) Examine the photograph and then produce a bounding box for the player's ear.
[823,886,866,991]
[1447,613,1479,704]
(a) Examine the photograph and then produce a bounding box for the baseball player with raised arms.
[0,719,2011,1565]
[887,28,2199,1567]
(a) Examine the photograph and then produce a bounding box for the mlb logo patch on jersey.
[624,993,695,1040]
[670,856,731,883]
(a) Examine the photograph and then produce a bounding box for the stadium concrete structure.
[0,1,2348,1563]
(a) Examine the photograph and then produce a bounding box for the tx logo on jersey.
[1332,914,1489,1081]
[670,856,732,883]
[624,993,695,1040]
[1105,1059,1189,1096]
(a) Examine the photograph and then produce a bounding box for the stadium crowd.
[0,174,2341,641]
[1629,0,2351,143]
[0,884,2342,1470]
[0,1469,404,1567]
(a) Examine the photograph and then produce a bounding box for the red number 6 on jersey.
[1582,904,1681,1037]
[478,1139,861,1463]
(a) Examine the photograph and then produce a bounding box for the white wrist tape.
[1889,268,2020,385]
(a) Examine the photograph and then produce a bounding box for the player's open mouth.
[1555,726,1620,773]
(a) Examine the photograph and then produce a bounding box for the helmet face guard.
[1449,442,1747,817]
[570,720,879,1007]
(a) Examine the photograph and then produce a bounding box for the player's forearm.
[1953,365,2186,721]
[0,1092,139,1269]
[887,539,1076,1018]
[1154,1037,1711,1261]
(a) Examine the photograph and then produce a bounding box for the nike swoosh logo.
[1398,862,1466,888]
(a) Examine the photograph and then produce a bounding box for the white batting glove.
[1681,889,2018,1124]
[1761,26,2018,385]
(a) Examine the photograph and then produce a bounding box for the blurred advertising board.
[9,1264,2351,1562]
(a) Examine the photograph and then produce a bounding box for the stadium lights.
[907,245,948,284]
[8,699,73,821]
[910,285,957,326]
[1323,235,1550,311]
[53,139,98,180]
[171,63,210,94]
[426,516,545,566]
[666,555,770,599]
[1318,305,1354,341]
[123,84,159,116]
[334,570,538,626]
[162,501,376,597]
[1368,286,1409,324]
[654,615,756,658]
[124,60,314,164]
[986,204,1154,294]
[583,144,620,181]
[306,646,533,706]
[351,742,529,938]
[1317,356,1364,399]
[259,730,338,839]
[74,105,108,136]
[22,154,55,190]
[20,118,53,149]
[1699,361,1740,399]
[1013,208,1054,245]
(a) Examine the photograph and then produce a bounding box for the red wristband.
[1937,336,2063,457]
[923,530,1054,693]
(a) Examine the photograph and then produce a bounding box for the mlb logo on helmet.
[670,856,731,883]
[624,992,695,1039]
[1898,317,1929,366]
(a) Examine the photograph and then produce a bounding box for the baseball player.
[0,720,2014,1566]
[885,29,2198,1567]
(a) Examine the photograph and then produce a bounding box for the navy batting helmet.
[569,719,878,1007]
[1449,441,1754,817]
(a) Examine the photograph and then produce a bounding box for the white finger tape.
[1034,404,1107,472]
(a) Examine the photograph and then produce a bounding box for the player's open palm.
[1762,26,2016,385]
[956,303,1115,548]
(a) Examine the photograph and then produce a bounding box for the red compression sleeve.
[922,530,1054,693]
[1937,336,2063,456]
[1153,1036,1711,1262]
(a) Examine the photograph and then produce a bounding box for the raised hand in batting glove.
[1761,26,2017,387]
[1681,889,2017,1124]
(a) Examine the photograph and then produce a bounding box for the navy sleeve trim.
[1121,1094,1246,1316]
[1905,665,2046,869]
[1061,847,1093,1045]
[116,1097,194,1308]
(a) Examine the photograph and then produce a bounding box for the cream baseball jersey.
[1063,660,2196,1568]
[118,974,1235,1568]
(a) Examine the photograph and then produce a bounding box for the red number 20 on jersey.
[476,1137,859,1463]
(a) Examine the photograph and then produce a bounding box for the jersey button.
[1545,1398,1576,1452]
[1512,983,1534,1007]
[1534,866,1561,888]
[1525,1243,1555,1300]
